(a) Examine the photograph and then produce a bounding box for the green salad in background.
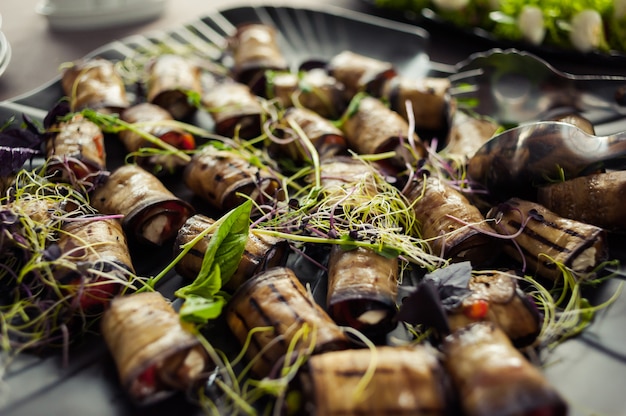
[374,0,626,54]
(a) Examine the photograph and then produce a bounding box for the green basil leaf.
[179,294,225,323]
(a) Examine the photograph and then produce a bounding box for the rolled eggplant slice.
[146,54,202,120]
[174,213,289,292]
[119,102,196,170]
[225,266,351,378]
[293,345,453,416]
[341,96,426,170]
[327,245,399,337]
[486,198,609,281]
[442,111,500,161]
[267,68,347,119]
[318,156,380,194]
[404,175,500,267]
[202,79,264,140]
[56,217,135,310]
[183,145,283,212]
[227,23,289,90]
[272,107,348,163]
[101,292,210,405]
[327,50,396,99]
[441,322,567,416]
[91,164,194,246]
[446,270,541,347]
[61,57,130,112]
[537,170,626,232]
[46,113,107,185]
[381,75,453,133]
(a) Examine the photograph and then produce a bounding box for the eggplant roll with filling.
[272,107,348,163]
[441,321,567,416]
[101,292,210,405]
[61,57,130,112]
[56,217,135,310]
[227,23,288,90]
[327,50,396,99]
[404,175,500,266]
[174,214,289,292]
[537,170,626,232]
[202,78,264,140]
[381,75,453,133]
[268,68,347,119]
[46,113,107,185]
[341,96,426,170]
[225,267,351,378]
[292,346,454,416]
[326,245,399,337]
[146,54,202,120]
[486,198,609,281]
[445,270,541,347]
[91,164,194,246]
[119,102,196,170]
[184,145,283,213]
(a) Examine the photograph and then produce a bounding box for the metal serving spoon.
[467,121,626,200]
[449,49,626,125]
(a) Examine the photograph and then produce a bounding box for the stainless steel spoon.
[467,121,626,200]
[450,49,626,125]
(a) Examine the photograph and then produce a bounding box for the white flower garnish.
[517,5,545,45]
[432,0,470,12]
[569,9,605,52]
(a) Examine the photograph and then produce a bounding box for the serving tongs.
[448,48,626,125]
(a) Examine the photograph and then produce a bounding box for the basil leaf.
[179,294,225,323]
[175,200,251,325]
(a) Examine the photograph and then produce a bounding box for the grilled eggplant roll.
[119,102,195,170]
[537,170,626,232]
[292,345,453,416]
[174,214,289,292]
[272,107,348,163]
[91,164,194,246]
[202,79,264,139]
[446,270,541,347]
[225,267,351,378]
[327,245,399,337]
[227,23,288,90]
[46,113,107,185]
[267,68,347,119]
[184,145,282,213]
[61,57,130,112]
[404,175,500,266]
[327,50,396,99]
[57,217,135,310]
[486,198,609,281]
[441,321,567,416]
[101,292,210,405]
[442,111,500,160]
[381,75,453,133]
[146,54,202,120]
[341,96,426,170]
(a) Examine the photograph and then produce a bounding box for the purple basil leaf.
[0,146,40,176]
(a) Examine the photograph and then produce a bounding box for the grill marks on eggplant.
[225,267,350,378]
